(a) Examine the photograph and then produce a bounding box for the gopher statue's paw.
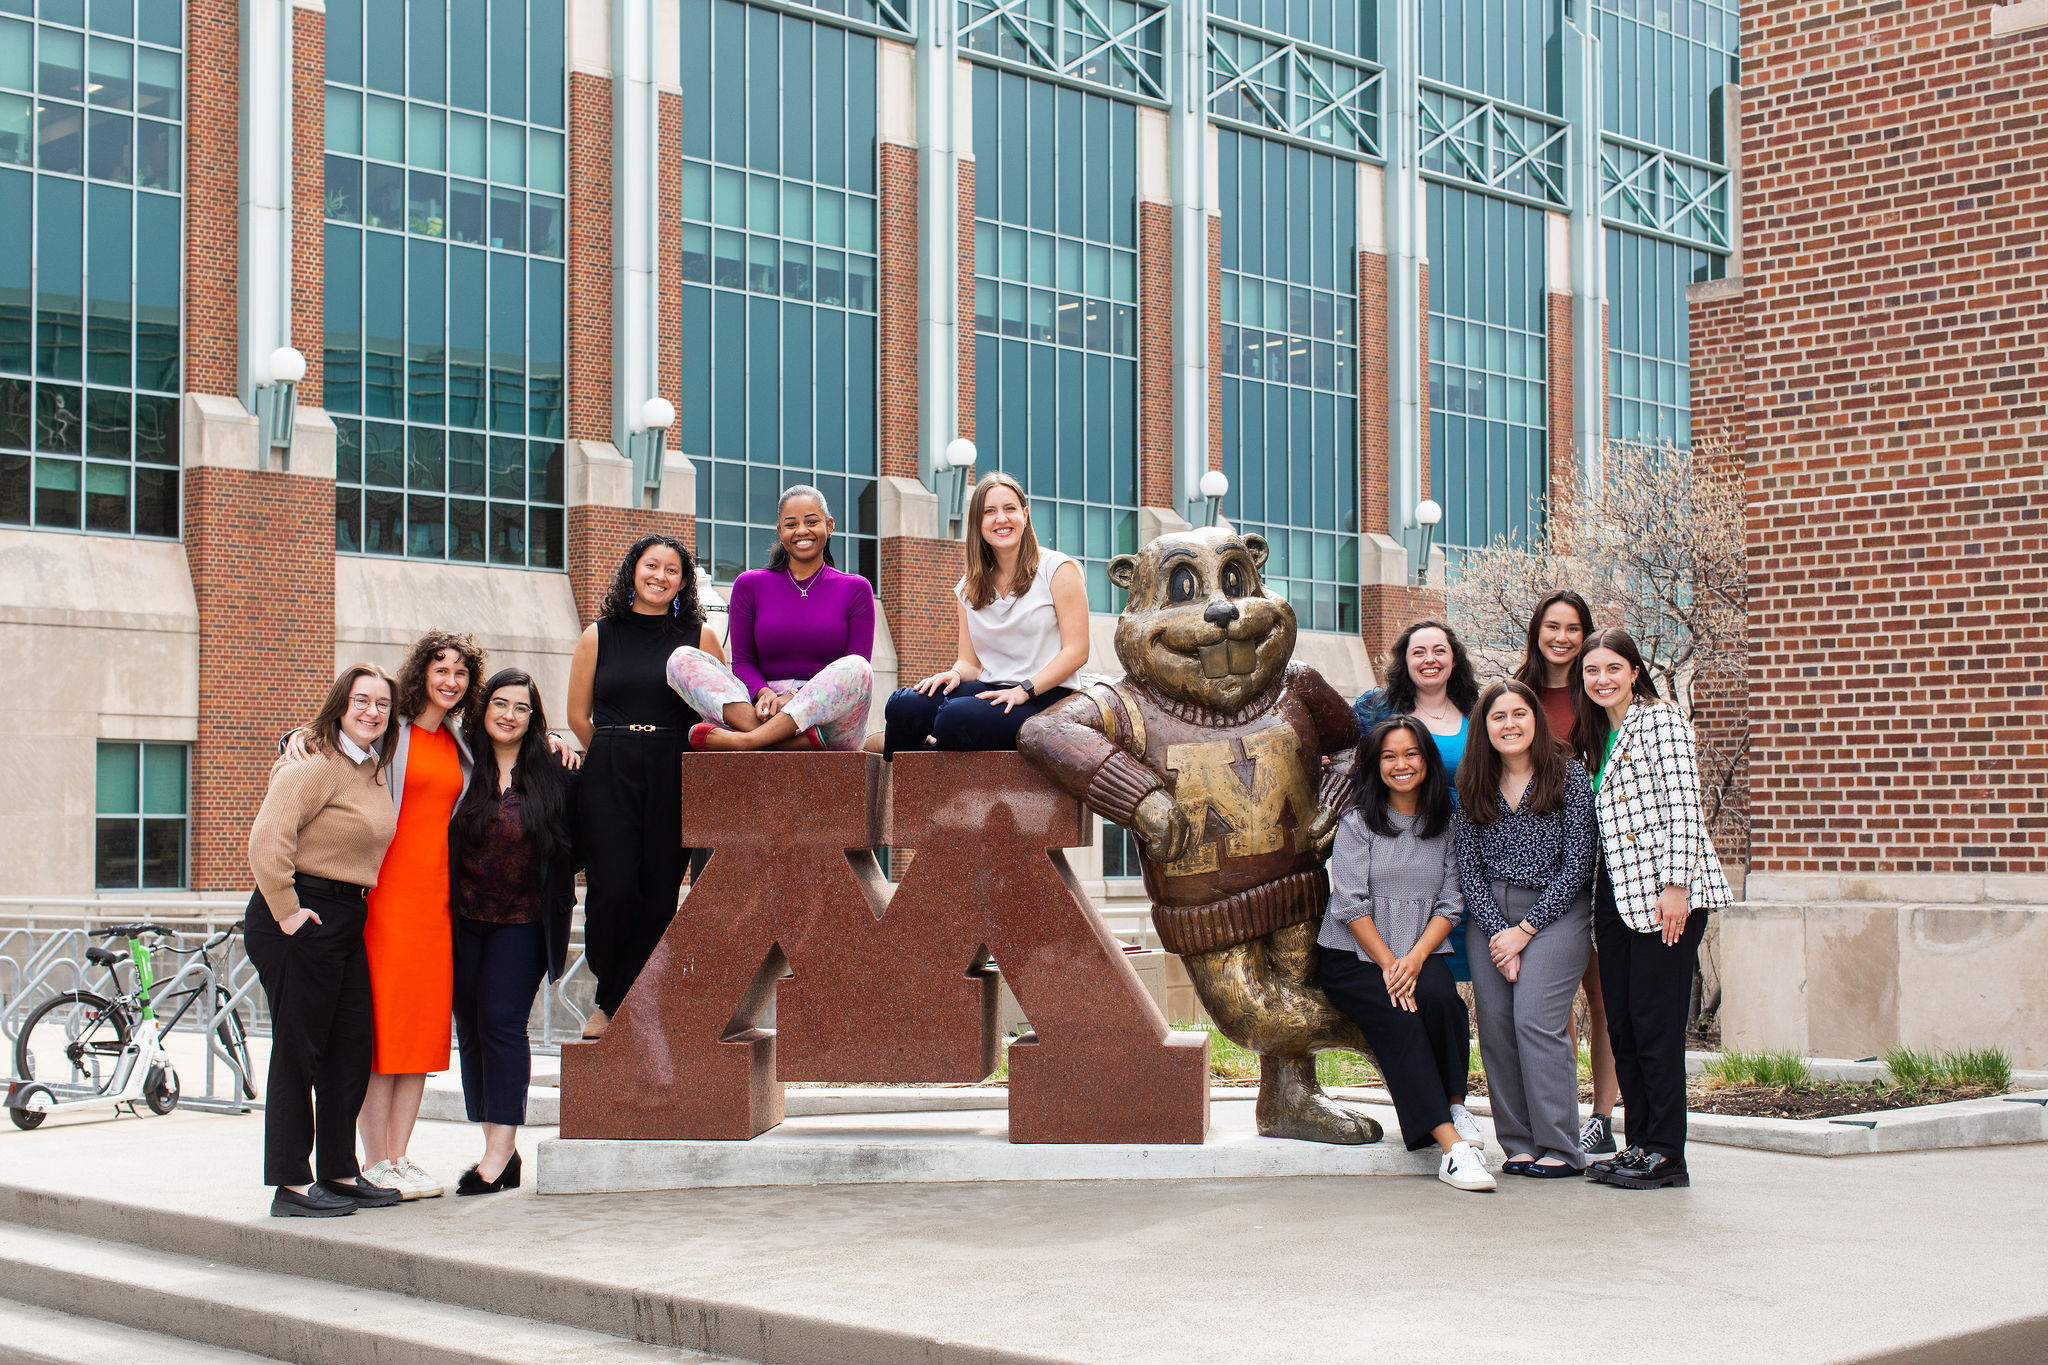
[1254,1054,1384,1145]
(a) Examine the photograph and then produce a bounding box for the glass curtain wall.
[970,64,1138,612]
[324,0,568,569]
[1421,0,1553,551]
[1216,130,1358,634]
[0,0,182,537]
[1596,0,1736,450]
[1426,183,1547,550]
[679,0,882,589]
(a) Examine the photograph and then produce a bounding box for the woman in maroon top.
[449,668,580,1194]
[1511,588,1618,1154]
[668,484,876,752]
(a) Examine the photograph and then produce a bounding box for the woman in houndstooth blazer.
[1573,628,1732,1191]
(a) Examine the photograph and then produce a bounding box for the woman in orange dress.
[290,630,480,1199]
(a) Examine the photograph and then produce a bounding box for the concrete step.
[0,1222,728,1365]
[0,1295,280,1364]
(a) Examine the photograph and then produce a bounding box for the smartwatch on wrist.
[1019,678,1037,697]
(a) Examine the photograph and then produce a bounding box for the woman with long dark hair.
[667,485,875,751]
[1351,617,1485,1138]
[1576,628,1733,1190]
[1512,588,1620,1156]
[448,669,579,1194]
[1455,680,1596,1178]
[565,534,718,1038]
[881,472,1090,755]
[245,664,401,1217]
[1314,717,1493,1193]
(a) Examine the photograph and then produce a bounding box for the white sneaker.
[364,1159,420,1201]
[1449,1104,1486,1147]
[397,1156,445,1198]
[1439,1141,1498,1192]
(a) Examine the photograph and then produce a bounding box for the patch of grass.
[1884,1045,2011,1094]
[1702,1048,1813,1090]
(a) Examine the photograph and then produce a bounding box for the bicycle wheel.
[14,991,133,1103]
[214,988,258,1100]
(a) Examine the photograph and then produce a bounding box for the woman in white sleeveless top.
[880,471,1091,756]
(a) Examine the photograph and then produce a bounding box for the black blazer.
[448,759,583,982]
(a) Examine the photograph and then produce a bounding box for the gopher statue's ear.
[1107,554,1138,591]
[1241,534,1270,570]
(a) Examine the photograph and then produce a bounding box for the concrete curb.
[1682,1091,2048,1158]
[0,1183,1089,1365]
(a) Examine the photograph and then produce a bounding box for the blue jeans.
[881,681,1074,758]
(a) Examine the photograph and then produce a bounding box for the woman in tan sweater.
[245,664,402,1218]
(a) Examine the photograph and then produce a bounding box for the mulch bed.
[1686,1082,1998,1120]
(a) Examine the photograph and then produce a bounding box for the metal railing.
[0,899,263,1113]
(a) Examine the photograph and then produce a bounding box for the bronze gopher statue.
[1020,527,1380,1143]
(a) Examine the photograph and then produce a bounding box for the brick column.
[1688,276,1749,863]
[659,89,683,463]
[1546,289,1574,514]
[1138,200,1175,509]
[1207,213,1222,476]
[186,0,239,399]
[563,68,691,625]
[1357,247,1440,666]
[291,1,326,406]
[876,126,960,680]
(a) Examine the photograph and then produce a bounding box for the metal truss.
[1418,79,1569,209]
[1599,133,1731,252]
[1205,18,1383,161]
[959,0,1168,99]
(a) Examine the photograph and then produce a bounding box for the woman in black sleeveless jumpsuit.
[566,536,717,1030]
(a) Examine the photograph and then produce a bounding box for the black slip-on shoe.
[1522,1159,1584,1178]
[457,1151,522,1196]
[319,1176,402,1208]
[1603,1151,1689,1189]
[270,1185,358,1218]
[1586,1144,1648,1184]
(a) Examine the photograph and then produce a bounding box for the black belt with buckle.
[593,724,681,737]
[293,874,368,901]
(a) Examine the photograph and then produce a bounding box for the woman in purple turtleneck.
[668,485,875,751]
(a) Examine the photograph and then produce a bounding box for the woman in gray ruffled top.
[1316,715,1495,1193]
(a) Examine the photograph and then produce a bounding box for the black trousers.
[881,682,1074,757]
[244,881,373,1188]
[1318,945,1469,1152]
[580,732,688,1017]
[1594,868,1708,1160]
[453,916,547,1126]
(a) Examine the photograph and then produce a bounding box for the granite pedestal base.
[534,1096,1446,1193]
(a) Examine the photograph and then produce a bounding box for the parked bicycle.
[6,923,256,1130]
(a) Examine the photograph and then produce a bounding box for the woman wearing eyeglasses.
[446,669,580,1195]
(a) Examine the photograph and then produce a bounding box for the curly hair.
[598,534,705,635]
[394,630,487,724]
[1381,619,1480,715]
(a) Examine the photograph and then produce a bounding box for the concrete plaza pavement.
[0,1104,2043,1364]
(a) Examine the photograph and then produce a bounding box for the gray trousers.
[1469,882,1593,1166]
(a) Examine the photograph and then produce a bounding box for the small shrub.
[1703,1049,1812,1090]
[1887,1045,2012,1094]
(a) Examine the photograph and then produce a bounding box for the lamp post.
[1200,468,1230,527]
[943,437,976,538]
[251,346,305,469]
[1414,498,1443,585]
[628,396,676,504]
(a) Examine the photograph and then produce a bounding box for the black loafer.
[1521,1160,1583,1179]
[270,1184,357,1218]
[319,1176,402,1208]
[1603,1150,1689,1189]
[1587,1145,1647,1183]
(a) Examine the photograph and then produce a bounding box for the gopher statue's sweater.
[1027,662,1359,956]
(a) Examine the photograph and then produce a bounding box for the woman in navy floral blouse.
[1455,680,1595,1177]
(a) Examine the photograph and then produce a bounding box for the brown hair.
[960,471,1041,610]
[309,664,398,779]
[1513,589,1596,693]
[394,630,487,724]
[1571,626,1664,771]
[1458,679,1569,826]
